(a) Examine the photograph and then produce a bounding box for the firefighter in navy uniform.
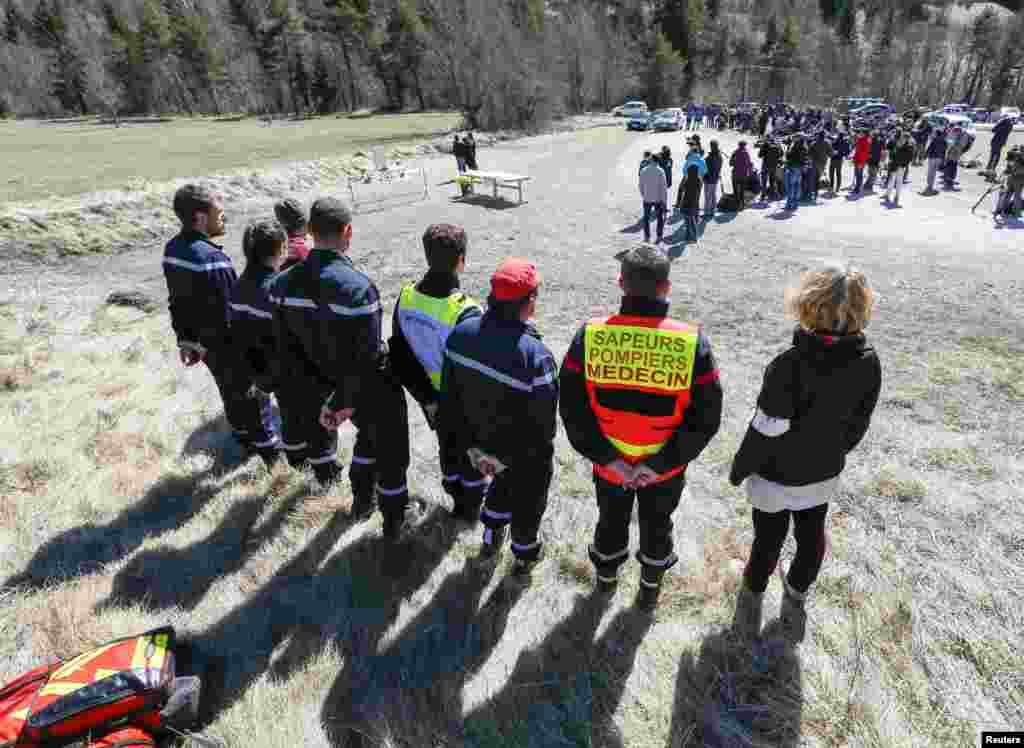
[227,219,290,466]
[559,246,723,609]
[439,258,559,581]
[162,184,278,463]
[270,197,414,539]
[389,224,486,522]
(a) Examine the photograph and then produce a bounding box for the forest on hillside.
[1,0,1022,129]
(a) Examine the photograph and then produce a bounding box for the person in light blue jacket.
[676,138,707,210]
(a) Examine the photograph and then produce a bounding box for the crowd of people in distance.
[162,183,881,634]
[636,102,1023,242]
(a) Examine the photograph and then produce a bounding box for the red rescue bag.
[0,627,199,747]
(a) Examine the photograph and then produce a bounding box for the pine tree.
[310,50,337,114]
[762,15,778,56]
[647,31,685,107]
[838,0,857,45]
[4,2,23,43]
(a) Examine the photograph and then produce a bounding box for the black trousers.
[829,159,843,193]
[348,373,411,520]
[589,474,685,584]
[278,373,410,518]
[203,345,278,456]
[439,433,487,515]
[277,384,340,483]
[480,457,554,562]
[743,503,828,595]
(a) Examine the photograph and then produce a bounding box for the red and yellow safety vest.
[583,315,699,485]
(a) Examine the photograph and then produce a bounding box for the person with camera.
[828,129,851,195]
[884,131,916,208]
[996,147,1024,219]
[783,135,806,210]
[988,114,1016,174]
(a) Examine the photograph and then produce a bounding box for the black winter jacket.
[230,264,279,392]
[388,271,482,409]
[270,249,385,410]
[729,328,881,487]
[440,310,558,470]
[559,296,723,476]
[162,230,237,352]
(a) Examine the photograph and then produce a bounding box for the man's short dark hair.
[423,223,467,272]
[173,184,217,227]
[274,198,307,235]
[308,197,352,239]
[243,220,287,265]
[618,245,670,298]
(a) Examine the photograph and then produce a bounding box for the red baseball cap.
[491,258,540,301]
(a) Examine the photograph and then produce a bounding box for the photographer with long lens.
[995,146,1024,220]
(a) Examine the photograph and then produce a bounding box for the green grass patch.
[868,467,927,503]
[921,446,995,480]
[0,113,461,203]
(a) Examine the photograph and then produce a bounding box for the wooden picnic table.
[461,170,532,204]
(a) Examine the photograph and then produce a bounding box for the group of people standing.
[163,185,881,632]
[637,135,726,245]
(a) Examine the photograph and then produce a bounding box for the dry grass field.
[0,113,462,204]
[0,121,1021,747]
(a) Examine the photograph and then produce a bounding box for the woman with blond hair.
[728,263,882,639]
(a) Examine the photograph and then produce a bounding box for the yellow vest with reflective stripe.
[397,284,480,390]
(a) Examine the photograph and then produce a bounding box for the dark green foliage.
[4,2,24,43]
[837,0,857,44]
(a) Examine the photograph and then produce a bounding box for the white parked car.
[613,101,648,117]
[996,106,1021,122]
[651,108,684,131]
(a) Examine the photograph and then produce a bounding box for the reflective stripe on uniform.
[352,455,377,465]
[328,301,382,317]
[446,350,531,392]
[639,552,675,567]
[376,483,408,496]
[308,452,337,465]
[590,545,630,562]
[483,508,513,521]
[282,441,309,452]
[230,303,273,320]
[164,257,233,272]
[606,435,664,458]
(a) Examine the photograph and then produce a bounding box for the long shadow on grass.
[456,589,656,748]
[666,620,802,748]
[0,418,246,593]
[95,486,306,613]
[182,504,458,726]
[321,557,525,747]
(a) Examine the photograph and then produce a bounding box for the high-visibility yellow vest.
[397,284,480,391]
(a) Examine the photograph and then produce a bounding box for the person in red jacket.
[559,246,723,610]
[851,131,871,195]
